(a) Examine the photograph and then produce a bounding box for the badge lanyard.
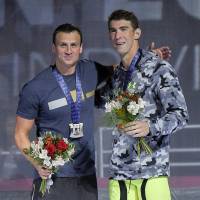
[52,66,82,124]
[123,48,141,90]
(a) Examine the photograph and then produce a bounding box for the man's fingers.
[124,121,141,130]
[149,41,155,50]
[152,46,172,60]
[126,131,148,138]
[123,120,149,137]
[160,47,172,60]
[37,166,51,179]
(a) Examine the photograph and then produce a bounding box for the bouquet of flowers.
[23,131,75,196]
[104,82,152,157]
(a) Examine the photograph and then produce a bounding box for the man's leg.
[144,176,171,200]
[108,179,139,200]
[79,174,98,200]
[108,177,171,200]
[31,174,98,200]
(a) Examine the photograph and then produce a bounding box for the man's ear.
[52,44,55,53]
[134,28,141,40]
[80,44,83,54]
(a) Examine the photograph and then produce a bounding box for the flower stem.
[136,140,141,158]
[137,138,153,156]
[40,179,47,197]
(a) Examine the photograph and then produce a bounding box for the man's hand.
[123,120,149,137]
[35,165,51,179]
[149,42,172,60]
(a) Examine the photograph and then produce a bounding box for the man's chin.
[62,61,74,66]
[113,45,124,52]
[115,48,125,56]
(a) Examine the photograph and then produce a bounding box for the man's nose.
[115,31,122,39]
[65,46,72,54]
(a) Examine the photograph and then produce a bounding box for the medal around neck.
[69,123,83,138]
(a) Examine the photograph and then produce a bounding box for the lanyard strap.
[52,66,82,123]
[123,48,141,90]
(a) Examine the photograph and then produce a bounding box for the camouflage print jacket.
[105,49,189,180]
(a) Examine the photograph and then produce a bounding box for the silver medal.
[69,123,83,138]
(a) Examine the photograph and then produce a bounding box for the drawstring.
[31,183,35,200]
[128,180,131,192]
[118,180,127,200]
[118,179,148,200]
[141,179,148,200]
[128,179,148,200]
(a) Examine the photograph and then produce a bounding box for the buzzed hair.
[52,23,83,44]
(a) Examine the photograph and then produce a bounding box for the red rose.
[45,143,56,157]
[56,139,68,152]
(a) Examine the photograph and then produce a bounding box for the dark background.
[0,0,199,190]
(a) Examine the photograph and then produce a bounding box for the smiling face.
[109,19,141,66]
[52,31,82,75]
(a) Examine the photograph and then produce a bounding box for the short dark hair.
[108,9,139,30]
[52,23,82,44]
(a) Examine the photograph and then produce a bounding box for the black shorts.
[31,174,98,200]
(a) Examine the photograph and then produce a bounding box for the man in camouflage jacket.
[105,10,189,200]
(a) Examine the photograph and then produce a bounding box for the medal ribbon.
[52,66,82,124]
[123,48,141,90]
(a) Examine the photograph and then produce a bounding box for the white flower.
[67,148,75,157]
[31,142,41,156]
[127,101,140,115]
[52,157,65,167]
[38,137,44,146]
[39,149,48,159]
[105,102,112,112]
[105,100,122,112]
[63,138,69,144]
[111,100,122,109]
[30,141,37,150]
[138,98,146,109]
[43,157,52,168]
